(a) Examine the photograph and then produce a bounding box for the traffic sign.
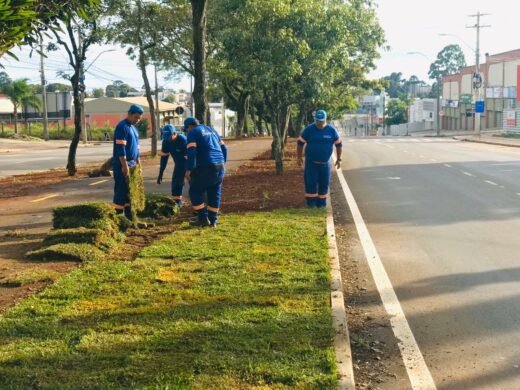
[175,106,184,115]
[475,100,485,113]
[439,110,445,117]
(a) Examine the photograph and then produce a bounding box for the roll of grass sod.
[26,243,105,262]
[139,193,180,220]
[52,202,119,235]
[127,166,145,221]
[42,228,123,250]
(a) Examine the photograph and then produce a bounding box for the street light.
[81,49,115,143]
[438,33,476,53]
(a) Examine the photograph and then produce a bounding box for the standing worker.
[297,109,342,208]
[157,124,188,207]
[184,117,228,228]
[112,104,144,219]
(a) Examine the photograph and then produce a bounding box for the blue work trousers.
[304,160,331,208]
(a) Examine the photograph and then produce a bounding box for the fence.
[388,121,435,136]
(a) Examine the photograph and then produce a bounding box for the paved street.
[0,138,272,234]
[0,140,151,178]
[339,136,520,389]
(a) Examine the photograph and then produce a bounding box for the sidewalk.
[453,133,520,148]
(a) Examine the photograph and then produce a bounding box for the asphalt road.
[0,138,272,235]
[340,136,520,390]
[0,140,152,178]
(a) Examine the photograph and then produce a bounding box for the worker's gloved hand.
[297,157,303,168]
[157,172,163,184]
[334,159,342,170]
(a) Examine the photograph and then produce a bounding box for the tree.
[0,71,11,87]
[190,0,208,124]
[47,83,73,92]
[428,44,467,81]
[382,72,407,99]
[214,0,384,173]
[105,80,136,97]
[0,0,99,57]
[50,1,102,175]
[104,0,169,157]
[93,88,104,97]
[162,94,176,103]
[385,98,408,126]
[1,79,42,134]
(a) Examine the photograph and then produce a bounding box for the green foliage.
[385,98,408,126]
[135,117,149,138]
[428,44,467,81]
[26,243,105,262]
[128,166,145,221]
[92,88,104,98]
[0,0,100,55]
[0,209,336,388]
[105,80,137,97]
[116,213,133,232]
[139,193,180,220]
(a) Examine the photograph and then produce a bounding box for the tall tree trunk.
[235,92,249,138]
[13,106,18,135]
[191,0,208,124]
[67,69,82,176]
[269,104,290,175]
[281,106,291,148]
[138,48,157,157]
[294,103,307,136]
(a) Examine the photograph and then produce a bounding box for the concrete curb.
[454,137,520,149]
[326,201,355,390]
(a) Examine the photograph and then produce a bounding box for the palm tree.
[1,79,41,134]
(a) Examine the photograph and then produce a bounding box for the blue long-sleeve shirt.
[159,133,188,173]
[186,125,227,171]
[113,119,140,167]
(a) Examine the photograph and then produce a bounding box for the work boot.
[190,217,211,227]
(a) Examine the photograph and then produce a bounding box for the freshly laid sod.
[0,209,336,389]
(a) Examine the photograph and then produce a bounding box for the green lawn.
[0,209,336,389]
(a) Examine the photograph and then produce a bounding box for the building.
[0,94,14,122]
[409,98,437,125]
[78,97,185,130]
[441,49,520,131]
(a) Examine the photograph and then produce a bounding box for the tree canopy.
[428,44,467,81]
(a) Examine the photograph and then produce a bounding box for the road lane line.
[334,164,437,390]
[444,164,452,168]
[89,179,109,186]
[485,180,498,186]
[462,171,475,177]
[31,194,59,203]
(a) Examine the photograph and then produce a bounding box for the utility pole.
[39,38,49,141]
[78,25,87,144]
[154,65,160,141]
[467,11,490,136]
[437,77,441,136]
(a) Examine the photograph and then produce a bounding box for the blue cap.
[162,124,175,141]
[128,104,144,115]
[315,110,327,121]
[182,116,199,131]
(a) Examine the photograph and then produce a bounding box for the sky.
[369,0,520,83]
[1,0,519,90]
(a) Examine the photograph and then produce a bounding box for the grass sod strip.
[26,243,106,263]
[52,202,120,236]
[128,165,145,222]
[139,193,180,220]
[0,209,337,389]
[42,228,123,250]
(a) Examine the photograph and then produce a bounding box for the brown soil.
[0,142,307,312]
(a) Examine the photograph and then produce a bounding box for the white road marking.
[89,179,109,186]
[334,164,437,390]
[485,180,498,186]
[444,164,452,168]
[31,194,59,203]
[430,159,438,162]
[387,177,401,180]
[462,171,475,177]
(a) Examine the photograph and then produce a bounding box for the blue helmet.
[128,104,144,115]
[182,116,199,131]
[162,124,175,141]
[315,110,327,122]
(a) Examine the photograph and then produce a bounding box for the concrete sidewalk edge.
[453,136,520,149]
[327,201,355,390]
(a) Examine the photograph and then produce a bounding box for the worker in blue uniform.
[297,109,342,208]
[112,104,144,219]
[157,124,188,207]
[184,117,228,228]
